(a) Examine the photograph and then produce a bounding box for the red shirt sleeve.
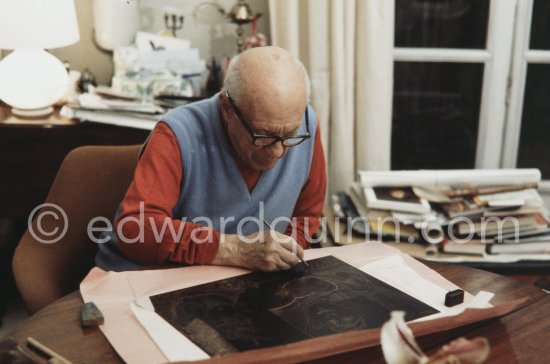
[116,122,220,266]
[285,122,327,248]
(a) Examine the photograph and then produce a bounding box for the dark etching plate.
[149,256,439,355]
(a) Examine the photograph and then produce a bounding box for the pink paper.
[80,242,463,364]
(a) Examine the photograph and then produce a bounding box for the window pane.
[395,0,490,49]
[517,65,550,178]
[529,0,550,50]
[392,62,484,170]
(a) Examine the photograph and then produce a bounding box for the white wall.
[49,0,270,85]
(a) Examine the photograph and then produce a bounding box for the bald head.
[219,47,312,170]
[223,47,310,117]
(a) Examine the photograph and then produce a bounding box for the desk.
[0,105,150,219]
[4,261,548,363]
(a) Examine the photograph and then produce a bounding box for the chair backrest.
[12,145,141,315]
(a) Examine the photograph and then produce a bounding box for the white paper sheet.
[131,300,209,362]
[360,256,493,320]
[135,31,191,51]
[60,105,158,130]
[358,169,541,187]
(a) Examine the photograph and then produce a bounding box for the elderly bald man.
[96,46,326,272]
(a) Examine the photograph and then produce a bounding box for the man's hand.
[212,231,304,272]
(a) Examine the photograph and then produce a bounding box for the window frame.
[502,0,550,190]
[393,0,517,169]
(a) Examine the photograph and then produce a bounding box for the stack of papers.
[112,32,205,99]
[60,92,163,130]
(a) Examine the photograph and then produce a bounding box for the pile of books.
[344,169,550,260]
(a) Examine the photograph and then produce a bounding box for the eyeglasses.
[226,92,310,147]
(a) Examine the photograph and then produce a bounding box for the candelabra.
[164,13,185,37]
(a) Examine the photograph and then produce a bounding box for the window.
[503,0,550,192]
[392,0,516,170]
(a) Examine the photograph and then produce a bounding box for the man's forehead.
[248,111,305,135]
[240,90,306,115]
[252,117,303,129]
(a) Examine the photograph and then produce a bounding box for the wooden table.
[5,261,549,363]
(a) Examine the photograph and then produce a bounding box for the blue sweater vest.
[96,94,317,271]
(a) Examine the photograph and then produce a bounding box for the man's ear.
[219,93,230,127]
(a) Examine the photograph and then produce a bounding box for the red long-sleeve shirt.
[116,121,326,266]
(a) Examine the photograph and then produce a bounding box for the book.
[364,186,431,214]
[348,183,369,218]
[502,235,550,244]
[367,209,420,242]
[442,237,550,255]
[486,241,550,254]
[348,184,419,241]
[455,213,546,236]
[441,240,486,255]
[496,227,550,243]
[391,211,442,225]
[438,198,484,219]
[476,188,544,209]
[338,190,369,236]
[482,204,541,217]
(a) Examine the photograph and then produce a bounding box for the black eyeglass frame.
[225,92,311,147]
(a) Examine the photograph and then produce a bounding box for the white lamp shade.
[0,49,69,110]
[0,0,80,49]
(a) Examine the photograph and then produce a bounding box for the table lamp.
[0,0,80,117]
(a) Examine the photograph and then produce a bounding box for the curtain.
[269,0,394,193]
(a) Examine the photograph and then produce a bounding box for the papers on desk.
[130,301,209,361]
[77,92,165,114]
[60,105,159,130]
[112,32,205,100]
[60,92,163,130]
[80,243,496,364]
[361,256,493,319]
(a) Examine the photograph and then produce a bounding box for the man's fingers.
[256,253,292,272]
[274,255,293,271]
[216,232,306,272]
[277,245,300,266]
[268,231,303,257]
[268,230,294,244]
[278,238,304,260]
